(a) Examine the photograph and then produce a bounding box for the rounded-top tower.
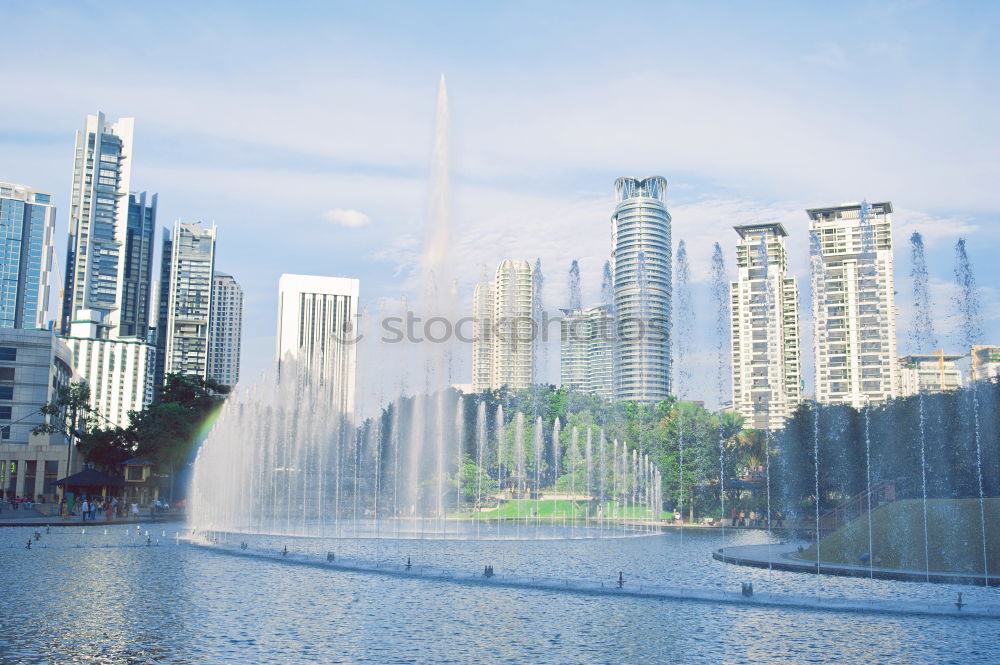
[611,176,672,402]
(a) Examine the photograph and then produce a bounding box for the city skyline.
[1,2,997,406]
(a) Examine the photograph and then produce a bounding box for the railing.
[817,480,896,534]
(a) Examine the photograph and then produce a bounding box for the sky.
[1,0,998,409]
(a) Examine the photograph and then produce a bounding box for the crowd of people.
[0,494,44,512]
[729,508,784,528]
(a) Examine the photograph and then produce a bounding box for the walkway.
[715,543,1000,587]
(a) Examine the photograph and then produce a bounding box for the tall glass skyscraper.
[0,183,55,330]
[60,112,159,340]
[119,192,156,339]
[611,176,672,402]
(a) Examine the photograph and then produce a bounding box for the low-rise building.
[970,345,1000,383]
[897,351,963,397]
[0,329,75,503]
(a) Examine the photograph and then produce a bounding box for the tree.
[32,381,106,478]
[128,374,227,502]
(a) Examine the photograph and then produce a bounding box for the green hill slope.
[797,498,1000,575]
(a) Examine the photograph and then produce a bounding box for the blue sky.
[2,1,998,406]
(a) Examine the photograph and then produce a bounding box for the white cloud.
[322,208,372,228]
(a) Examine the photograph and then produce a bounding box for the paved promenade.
[0,508,181,527]
[715,542,1000,587]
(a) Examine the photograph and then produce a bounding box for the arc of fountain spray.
[756,236,774,571]
[475,401,486,538]
[495,405,506,537]
[954,237,989,585]
[534,417,543,538]
[551,417,562,537]
[901,226,933,581]
[514,412,526,538]
[568,260,582,311]
[585,428,593,532]
[710,243,730,554]
[808,230,828,591]
[674,240,693,536]
[533,258,546,385]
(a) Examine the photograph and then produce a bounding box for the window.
[0,367,13,381]
[0,347,15,361]
[0,387,11,400]
[1,426,9,439]
[0,406,10,419]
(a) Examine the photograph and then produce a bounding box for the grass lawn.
[451,499,666,520]
[797,498,1000,574]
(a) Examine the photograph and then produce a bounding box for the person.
[81,498,89,522]
[673,510,681,524]
[131,502,139,518]
[730,507,737,527]
[738,510,745,527]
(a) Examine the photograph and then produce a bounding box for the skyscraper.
[207,272,243,388]
[611,176,671,402]
[0,183,56,330]
[276,274,359,415]
[729,223,802,430]
[808,201,898,407]
[155,221,217,385]
[470,259,534,392]
[119,192,157,339]
[560,305,613,399]
[61,112,136,335]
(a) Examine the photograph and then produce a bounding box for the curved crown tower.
[611,176,672,402]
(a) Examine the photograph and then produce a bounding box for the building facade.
[0,183,56,330]
[808,201,898,408]
[207,272,243,388]
[155,221,217,385]
[63,310,155,429]
[0,329,75,502]
[611,176,672,402]
[560,305,613,399]
[897,351,963,397]
[60,112,136,335]
[276,274,359,415]
[471,259,534,392]
[970,345,1000,383]
[729,223,802,430]
[119,192,157,339]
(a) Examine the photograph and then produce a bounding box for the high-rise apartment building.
[155,221,217,385]
[276,274,359,415]
[119,192,156,339]
[471,275,495,392]
[0,183,56,330]
[63,310,155,428]
[897,351,963,397]
[808,201,898,407]
[207,272,243,387]
[729,223,802,430]
[560,305,613,399]
[61,112,137,335]
[611,176,672,402]
[471,259,534,392]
